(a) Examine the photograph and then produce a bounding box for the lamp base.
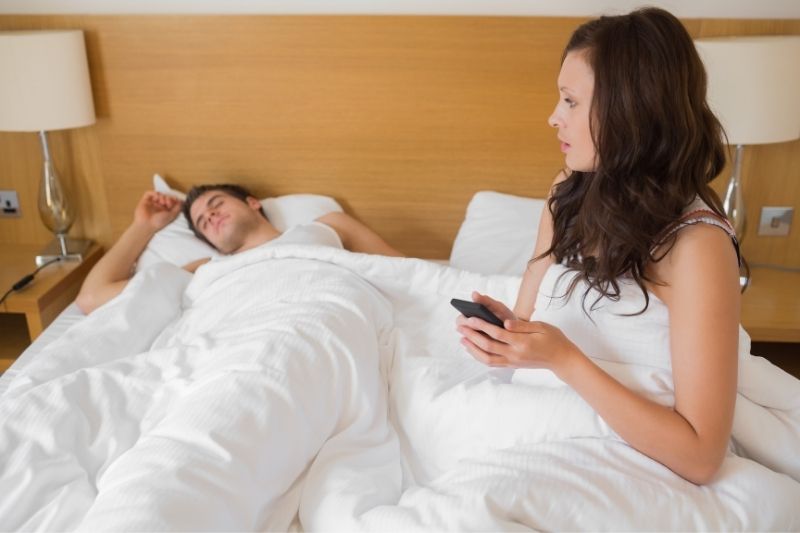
[36,238,93,267]
[723,144,746,240]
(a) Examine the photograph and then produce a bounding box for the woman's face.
[548,50,597,172]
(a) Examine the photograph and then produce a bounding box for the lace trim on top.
[652,209,741,266]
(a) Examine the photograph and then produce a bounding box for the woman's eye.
[564,98,576,108]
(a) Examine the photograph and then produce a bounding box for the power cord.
[0,257,62,307]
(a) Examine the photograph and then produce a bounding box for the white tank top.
[267,221,344,250]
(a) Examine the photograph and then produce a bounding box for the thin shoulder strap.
[654,209,742,266]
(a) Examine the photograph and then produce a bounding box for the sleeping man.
[76,183,403,314]
[0,183,404,531]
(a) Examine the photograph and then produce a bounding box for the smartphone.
[450,298,504,328]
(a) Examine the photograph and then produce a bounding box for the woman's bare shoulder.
[649,223,739,305]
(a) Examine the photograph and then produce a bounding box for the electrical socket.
[758,206,793,236]
[0,190,21,217]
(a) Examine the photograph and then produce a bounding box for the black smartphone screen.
[450,298,504,328]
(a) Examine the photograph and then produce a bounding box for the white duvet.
[1,244,799,531]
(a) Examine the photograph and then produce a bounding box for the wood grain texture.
[0,243,102,339]
[0,15,798,261]
[741,268,800,342]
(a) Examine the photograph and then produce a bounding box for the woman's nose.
[548,111,560,128]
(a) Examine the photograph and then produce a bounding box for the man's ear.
[246,196,262,211]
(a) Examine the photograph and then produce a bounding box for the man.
[77,184,403,314]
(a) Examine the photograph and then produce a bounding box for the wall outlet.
[0,190,21,217]
[758,206,793,236]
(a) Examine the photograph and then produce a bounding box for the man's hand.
[77,191,182,315]
[133,191,182,232]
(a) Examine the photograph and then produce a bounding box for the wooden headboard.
[1,15,799,261]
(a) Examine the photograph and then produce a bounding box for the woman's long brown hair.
[540,7,728,314]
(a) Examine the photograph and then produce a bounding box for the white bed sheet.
[1,249,798,531]
[0,303,85,397]
[0,259,452,398]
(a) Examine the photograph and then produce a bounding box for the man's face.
[189,191,265,254]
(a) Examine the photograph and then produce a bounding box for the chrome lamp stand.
[35,130,92,267]
[723,144,749,290]
[723,144,746,238]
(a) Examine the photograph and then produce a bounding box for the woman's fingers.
[472,291,514,321]
[464,316,512,343]
[458,321,510,356]
[461,336,510,367]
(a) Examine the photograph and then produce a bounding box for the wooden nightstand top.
[0,243,102,337]
[741,267,800,343]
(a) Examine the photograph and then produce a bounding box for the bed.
[1,185,799,531]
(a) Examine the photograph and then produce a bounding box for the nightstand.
[0,243,102,371]
[741,267,800,343]
[741,267,800,379]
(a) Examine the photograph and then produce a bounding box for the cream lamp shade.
[694,35,800,289]
[0,29,96,266]
[694,35,800,146]
[0,30,96,132]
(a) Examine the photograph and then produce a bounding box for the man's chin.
[216,245,236,255]
[206,238,235,255]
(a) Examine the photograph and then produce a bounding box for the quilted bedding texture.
[1,243,799,531]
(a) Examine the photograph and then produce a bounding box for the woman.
[457,7,741,485]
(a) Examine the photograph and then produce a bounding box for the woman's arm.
[467,170,567,327]
[76,192,182,314]
[512,170,566,319]
[316,212,405,257]
[459,223,740,484]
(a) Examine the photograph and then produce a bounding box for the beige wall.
[0,15,798,261]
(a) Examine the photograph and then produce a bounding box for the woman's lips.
[560,142,571,152]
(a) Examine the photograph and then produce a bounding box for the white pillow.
[449,191,545,276]
[136,175,343,271]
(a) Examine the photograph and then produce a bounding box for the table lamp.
[0,30,96,266]
[694,36,800,241]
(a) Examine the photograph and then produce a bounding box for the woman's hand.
[468,291,516,322]
[456,294,583,373]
